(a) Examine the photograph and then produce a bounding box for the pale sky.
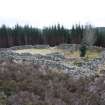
[0,0,105,28]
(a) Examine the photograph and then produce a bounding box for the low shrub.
[0,60,104,105]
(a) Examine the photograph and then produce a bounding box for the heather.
[0,59,104,105]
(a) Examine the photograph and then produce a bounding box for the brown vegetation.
[0,60,104,105]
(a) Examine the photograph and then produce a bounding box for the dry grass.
[85,50,100,59]
[15,47,101,59]
[15,48,59,55]
[96,63,105,76]
[62,49,100,60]
[15,48,49,55]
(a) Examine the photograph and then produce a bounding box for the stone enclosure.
[0,44,105,79]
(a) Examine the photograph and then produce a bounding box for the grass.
[15,48,59,55]
[85,50,100,59]
[15,47,101,60]
[63,49,100,60]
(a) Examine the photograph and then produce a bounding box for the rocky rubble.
[0,44,105,79]
[9,44,50,50]
[57,44,80,51]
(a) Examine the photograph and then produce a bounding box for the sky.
[0,0,105,28]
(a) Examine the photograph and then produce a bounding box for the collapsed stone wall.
[57,44,80,51]
[9,45,50,50]
[57,44,105,51]
[0,50,104,79]
[0,44,105,79]
[0,50,88,79]
[1,44,103,52]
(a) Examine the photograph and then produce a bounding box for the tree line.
[0,24,104,48]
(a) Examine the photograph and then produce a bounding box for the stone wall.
[0,44,105,79]
[57,44,80,51]
[2,44,103,52]
[9,45,50,50]
[0,50,101,79]
[57,44,105,51]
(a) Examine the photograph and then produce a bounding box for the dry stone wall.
[0,44,105,79]
[10,45,50,50]
[57,44,105,51]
